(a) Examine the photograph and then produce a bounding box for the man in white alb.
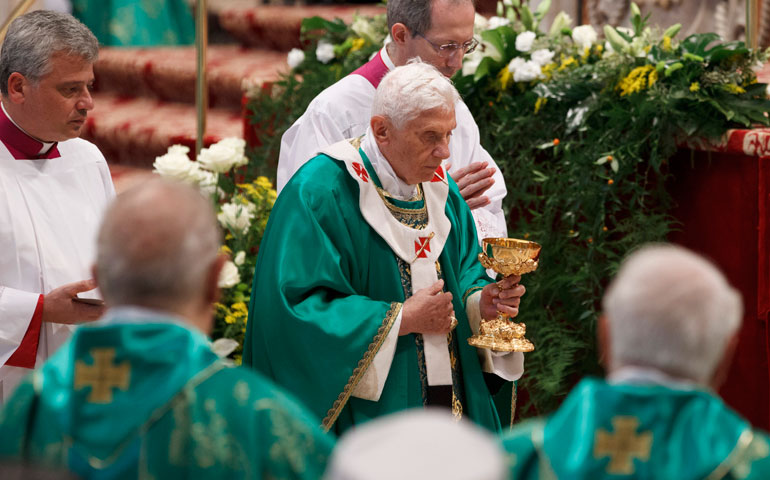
[278,0,508,241]
[0,10,114,403]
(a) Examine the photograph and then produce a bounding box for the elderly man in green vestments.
[244,62,526,435]
[503,244,770,479]
[0,180,333,479]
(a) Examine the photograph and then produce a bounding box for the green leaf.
[604,25,630,53]
[520,6,535,31]
[663,23,682,39]
[301,16,347,34]
[610,158,619,173]
[534,0,552,21]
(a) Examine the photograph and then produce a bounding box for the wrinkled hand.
[446,161,495,210]
[42,280,105,325]
[479,275,525,320]
[400,280,455,335]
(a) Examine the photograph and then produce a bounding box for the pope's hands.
[446,161,495,210]
[42,279,105,325]
[400,280,455,336]
[480,275,525,321]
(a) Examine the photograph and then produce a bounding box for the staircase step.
[95,45,287,109]
[84,93,244,168]
[209,2,385,50]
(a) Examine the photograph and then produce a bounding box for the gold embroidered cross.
[594,416,653,475]
[74,348,131,403]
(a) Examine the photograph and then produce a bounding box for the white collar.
[380,45,396,71]
[1,102,56,155]
[361,128,418,200]
[607,366,700,391]
[96,305,201,333]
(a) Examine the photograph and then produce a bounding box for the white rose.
[287,48,305,69]
[153,145,199,182]
[531,48,555,66]
[218,260,240,288]
[572,24,598,49]
[487,16,510,30]
[507,56,527,73]
[316,41,335,64]
[194,169,219,197]
[515,31,536,52]
[217,202,255,234]
[513,60,544,82]
[198,137,247,173]
[234,250,246,266]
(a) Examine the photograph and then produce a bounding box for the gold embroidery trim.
[375,184,427,215]
[463,286,484,304]
[321,302,402,431]
[62,361,228,470]
[704,428,754,480]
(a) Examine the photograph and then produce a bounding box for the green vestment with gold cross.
[502,377,770,479]
[243,140,504,435]
[0,310,333,479]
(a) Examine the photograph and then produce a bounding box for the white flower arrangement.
[531,49,555,67]
[515,31,536,52]
[198,137,247,173]
[217,202,255,234]
[316,40,335,64]
[218,260,241,288]
[287,48,305,69]
[572,25,598,49]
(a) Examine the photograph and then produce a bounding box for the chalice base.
[467,316,535,353]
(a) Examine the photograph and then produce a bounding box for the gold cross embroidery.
[594,416,653,475]
[74,348,131,403]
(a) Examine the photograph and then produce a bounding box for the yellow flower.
[581,46,591,61]
[256,176,273,189]
[595,44,603,55]
[225,315,236,324]
[350,37,366,52]
[558,55,577,71]
[662,36,672,52]
[219,245,232,255]
[541,63,556,81]
[231,302,248,318]
[498,67,513,90]
[689,82,700,92]
[534,97,547,114]
[617,65,657,96]
[724,83,746,94]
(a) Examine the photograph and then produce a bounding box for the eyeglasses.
[414,32,480,57]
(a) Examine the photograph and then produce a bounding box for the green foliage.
[244,4,770,416]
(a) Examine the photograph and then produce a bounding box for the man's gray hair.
[372,61,459,129]
[96,179,221,309]
[602,244,743,384]
[387,0,475,34]
[0,10,98,96]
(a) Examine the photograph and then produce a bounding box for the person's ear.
[710,332,740,390]
[391,22,411,46]
[205,254,228,307]
[6,73,28,104]
[370,115,391,146]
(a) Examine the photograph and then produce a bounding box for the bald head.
[602,245,742,384]
[95,179,221,317]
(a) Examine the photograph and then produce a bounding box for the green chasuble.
[502,377,770,479]
[0,311,333,479]
[71,0,194,46]
[244,140,503,435]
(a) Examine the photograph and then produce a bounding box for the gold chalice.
[467,238,541,352]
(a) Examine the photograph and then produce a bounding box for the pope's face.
[383,107,456,185]
[21,52,95,142]
[402,0,476,78]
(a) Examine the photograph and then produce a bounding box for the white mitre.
[324,409,508,480]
